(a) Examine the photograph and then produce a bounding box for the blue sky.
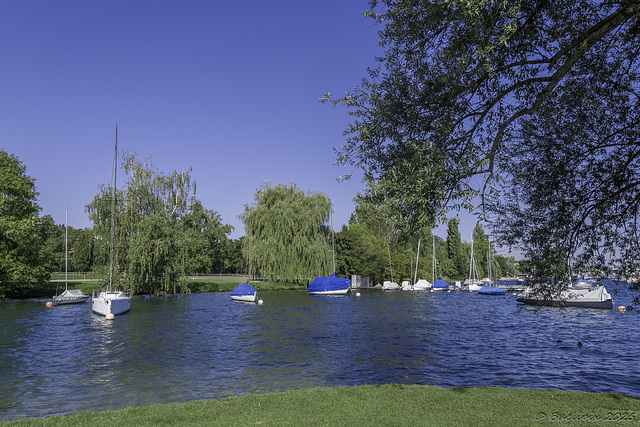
[1,0,486,245]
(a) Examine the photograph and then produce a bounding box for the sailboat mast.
[414,237,421,284]
[469,234,474,281]
[432,234,435,283]
[331,210,335,274]
[110,126,118,292]
[65,207,68,291]
[248,212,252,281]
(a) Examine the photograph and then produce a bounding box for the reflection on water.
[1,282,639,420]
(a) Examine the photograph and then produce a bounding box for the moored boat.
[516,278,613,309]
[478,285,506,295]
[92,290,132,316]
[231,282,258,302]
[413,279,432,290]
[432,279,450,291]
[91,126,132,317]
[308,273,350,295]
[53,208,89,305]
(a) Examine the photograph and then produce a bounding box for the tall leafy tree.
[179,200,233,274]
[446,218,466,278]
[335,223,387,284]
[242,183,332,283]
[324,1,640,275]
[472,223,490,280]
[86,153,230,294]
[0,151,51,297]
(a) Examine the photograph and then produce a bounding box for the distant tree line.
[333,193,518,285]
[1,148,517,299]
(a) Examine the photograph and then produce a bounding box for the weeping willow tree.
[242,183,332,283]
[86,152,211,295]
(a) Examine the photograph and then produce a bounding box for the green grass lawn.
[2,384,639,426]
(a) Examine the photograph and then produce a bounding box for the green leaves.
[0,151,50,297]
[86,153,231,295]
[330,0,640,234]
[242,183,332,283]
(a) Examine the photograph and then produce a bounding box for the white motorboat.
[516,278,613,309]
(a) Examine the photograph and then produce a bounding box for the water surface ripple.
[1,280,638,420]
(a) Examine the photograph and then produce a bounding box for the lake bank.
[2,384,638,426]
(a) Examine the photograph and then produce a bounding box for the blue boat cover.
[433,279,450,289]
[478,285,506,295]
[308,273,350,293]
[230,283,257,296]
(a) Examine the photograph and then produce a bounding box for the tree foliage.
[487,65,640,289]
[323,0,640,264]
[446,218,466,278]
[0,151,51,297]
[86,153,231,295]
[242,183,332,283]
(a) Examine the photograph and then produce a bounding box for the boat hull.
[432,279,450,291]
[308,288,349,295]
[516,296,613,309]
[230,293,258,302]
[308,274,351,295]
[92,291,131,316]
[516,285,613,309]
[478,286,507,295]
[53,295,89,305]
[230,283,258,302]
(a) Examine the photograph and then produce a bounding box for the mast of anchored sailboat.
[65,208,68,291]
[331,210,336,274]
[110,125,118,292]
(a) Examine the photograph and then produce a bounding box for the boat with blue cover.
[230,282,258,302]
[308,273,350,295]
[478,286,506,295]
[432,279,450,291]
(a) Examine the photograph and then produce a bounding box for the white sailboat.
[412,237,432,290]
[53,208,89,305]
[91,126,132,317]
[382,241,399,290]
[466,236,482,292]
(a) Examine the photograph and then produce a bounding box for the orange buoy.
[618,306,626,312]
[356,292,361,297]
[45,301,53,307]
[106,313,115,320]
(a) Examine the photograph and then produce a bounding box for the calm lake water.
[1,281,639,421]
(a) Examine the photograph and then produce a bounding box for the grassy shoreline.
[2,384,639,426]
